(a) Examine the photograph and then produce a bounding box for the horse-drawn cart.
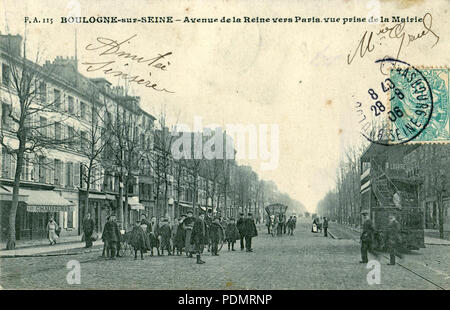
[265,203,288,236]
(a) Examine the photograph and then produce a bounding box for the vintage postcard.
[0,0,449,295]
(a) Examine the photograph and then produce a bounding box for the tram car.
[360,143,425,251]
[265,203,288,219]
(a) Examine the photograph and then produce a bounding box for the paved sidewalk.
[0,239,103,257]
[0,234,82,251]
[332,223,450,245]
[425,237,450,246]
[1,218,445,289]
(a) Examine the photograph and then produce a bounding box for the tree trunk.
[155,179,160,219]
[7,148,25,250]
[124,178,129,231]
[164,178,169,219]
[438,192,445,239]
[118,173,124,229]
[223,183,227,217]
[193,182,197,216]
[83,162,93,231]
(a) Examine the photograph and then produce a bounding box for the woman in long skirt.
[47,217,59,245]
[130,220,147,260]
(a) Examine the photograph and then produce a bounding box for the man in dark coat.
[191,213,207,264]
[139,214,151,252]
[204,209,213,252]
[243,213,258,252]
[159,218,172,256]
[323,217,329,237]
[236,213,246,251]
[387,214,402,265]
[175,215,186,255]
[209,217,224,256]
[149,216,160,256]
[183,211,196,257]
[83,213,96,248]
[360,211,374,264]
[103,214,121,259]
[130,220,147,260]
[101,215,110,258]
[287,216,296,235]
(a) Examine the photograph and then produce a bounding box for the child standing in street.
[159,218,172,256]
[225,218,240,251]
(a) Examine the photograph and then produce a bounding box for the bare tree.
[183,155,202,216]
[145,106,178,219]
[103,95,149,229]
[0,36,70,249]
[423,144,449,239]
[77,90,109,225]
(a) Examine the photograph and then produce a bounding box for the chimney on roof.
[0,34,23,56]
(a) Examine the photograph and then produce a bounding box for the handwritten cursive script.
[347,13,440,66]
[82,34,174,93]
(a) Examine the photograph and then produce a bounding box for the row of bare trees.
[0,35,306,250]
[317,143,449,238]
[316,146,364,226]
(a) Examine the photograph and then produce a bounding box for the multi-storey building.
[0,33,156,242]
[403,144,450,232]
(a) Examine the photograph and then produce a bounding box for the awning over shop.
[88,193,106,200]
[105,194,116,200]
[128,196,145,210]
[178,202,193,209]
[18,188,74,212]
[0,186,27,202]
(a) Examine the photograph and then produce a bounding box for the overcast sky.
[1,0,448,212]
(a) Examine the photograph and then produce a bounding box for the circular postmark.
[354,58,434,146]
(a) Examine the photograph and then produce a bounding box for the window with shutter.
[66,162,73,187]
[68,96,74,114]
[74,162,80,188]
[2,63,10,86]
[80,102,86,120]
[32,160,39,182]
[67,210,74,228]
[53,89,61,110]
[39,82,47,104]
[38,156,46,183]
[1,148,11,178]
[54,159,61,185]
[40,117,47,137]
[46,160,53,184]
[55,122,62,141]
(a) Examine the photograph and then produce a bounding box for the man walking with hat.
[360,211,374,264]
[183,210,195,258]
[244,213,258,252]
[236,213,246,251]
[387,213,401,265]
[191,213,207,264]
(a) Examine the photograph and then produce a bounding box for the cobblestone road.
[0,218,446,289]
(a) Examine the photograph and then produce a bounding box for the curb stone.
[0,247,102,258]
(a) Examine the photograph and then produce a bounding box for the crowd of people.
[311,216,328,237]
[97,211,258,264]
[266,214,297,236]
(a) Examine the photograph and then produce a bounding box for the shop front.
[0,185,74,242]
[128,196,145,225]
[78,190,114,234]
